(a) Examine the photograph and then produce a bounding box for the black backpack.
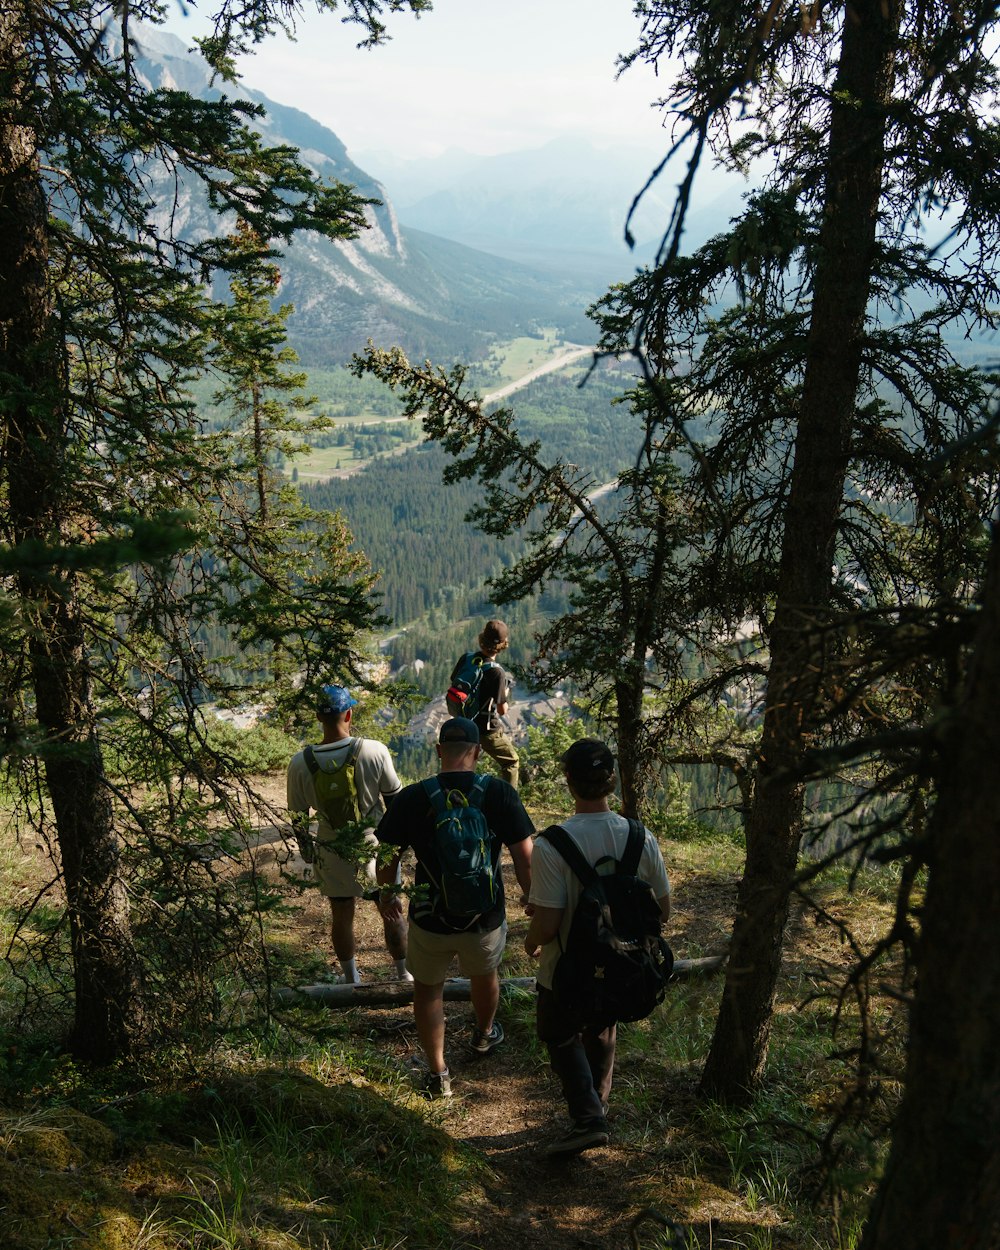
[540,820,673,1024]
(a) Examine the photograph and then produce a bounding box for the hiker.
[287,684,409,985]
[524,738,672,1157]
[446,618,520,787]
[374,716,534,1098]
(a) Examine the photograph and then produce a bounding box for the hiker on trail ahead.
[524,738,672,1157]
[287,684,409,986]
[446,618,519,787]
[374,716,534,1099]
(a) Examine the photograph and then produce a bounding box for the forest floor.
[255,771,875,1250]
[0,771,901,1250]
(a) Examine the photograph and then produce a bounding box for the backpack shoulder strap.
[620,818,646,876]
[540,824,600,889]
[306,738,362,775]
[469,775,490,808]
[422,776,447,814]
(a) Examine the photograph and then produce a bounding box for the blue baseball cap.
[317,684,358,715]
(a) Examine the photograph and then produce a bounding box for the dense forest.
[302,359,641,628]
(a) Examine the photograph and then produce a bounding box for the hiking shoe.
[542,1119,610,1158]
[470,1021,505,1055]
[418,1069,453,1100]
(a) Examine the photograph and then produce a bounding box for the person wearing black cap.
[524,738,671,1156]
[287,684,407,985]
[448,619,520,787]
[374,716,534,1098]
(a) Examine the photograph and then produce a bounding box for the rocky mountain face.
[132,27,592,365]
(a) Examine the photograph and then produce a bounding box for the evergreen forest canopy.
[1,2,1000,1248]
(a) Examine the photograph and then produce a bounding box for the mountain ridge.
[134,27,594,365]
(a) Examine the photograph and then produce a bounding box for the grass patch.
[472,327,580,387]
[0,791,909,1250]
[0,1062,492,1250]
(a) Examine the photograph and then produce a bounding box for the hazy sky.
[164,0,670,161]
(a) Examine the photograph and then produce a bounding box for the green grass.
[293,432,423,481]
[472,327,581,387]
[0,801,908,1250]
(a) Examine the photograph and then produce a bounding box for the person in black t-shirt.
[449,618,520,787]
[375,717,533,1098]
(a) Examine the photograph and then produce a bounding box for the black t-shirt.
[375,771,534,933]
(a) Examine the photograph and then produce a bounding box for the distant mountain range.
[134,28,599,366]
[357,138,747,280]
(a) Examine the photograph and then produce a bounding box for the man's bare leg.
[469,969,500,1035]
[329,897,360,983]
[413,979,447,1073]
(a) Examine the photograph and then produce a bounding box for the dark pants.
[480,726,519,788]
[536,984,616,1125]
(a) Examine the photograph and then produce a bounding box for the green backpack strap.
[304,738,362,775]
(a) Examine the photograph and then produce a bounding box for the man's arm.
[287,760,315,863]
[375,851,404,922]
[289,809,315,863]
[507,835,533,907]
[657,893,671,923]
[524,905,564,959]
[496,665,510,717]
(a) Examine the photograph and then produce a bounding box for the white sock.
[341,958,360,984]
[395,959,414,982]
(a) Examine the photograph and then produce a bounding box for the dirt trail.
[282,841,690,1250]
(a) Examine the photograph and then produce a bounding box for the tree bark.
[700,0,902,1102]
[274,958,728,1007]
[860,527,1000,1250]
[1,7,146,1064]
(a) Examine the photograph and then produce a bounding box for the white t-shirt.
[529,811,671,990]
[286,736,401,835]
[286,737,402,897]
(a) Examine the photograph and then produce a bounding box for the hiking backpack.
[540,820,673,1024]
[421,775,496,920]
[445,652,497,720]
[304,739,363,831]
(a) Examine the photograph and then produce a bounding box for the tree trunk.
[616,673,646,818]
[0,8,146,1064]
[274,958,728,1006]
[700,0,902,1102]
[860,528,1000,1250]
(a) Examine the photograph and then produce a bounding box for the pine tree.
[604,0,1000,1102]
[0,0,423,1062]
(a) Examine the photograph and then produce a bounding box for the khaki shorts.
[405,920,507,984]
[314,826,396,899]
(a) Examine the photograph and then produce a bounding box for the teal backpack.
[421,775,496,919]
[445,653,497,720]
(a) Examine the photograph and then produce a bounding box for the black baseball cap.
[439,717,480,745]
[562,738,615,783]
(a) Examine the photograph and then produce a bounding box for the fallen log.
[273,955,727,1008]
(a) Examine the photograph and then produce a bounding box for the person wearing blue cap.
[287,684,408,984]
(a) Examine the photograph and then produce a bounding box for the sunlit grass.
[0,796,908,1250]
